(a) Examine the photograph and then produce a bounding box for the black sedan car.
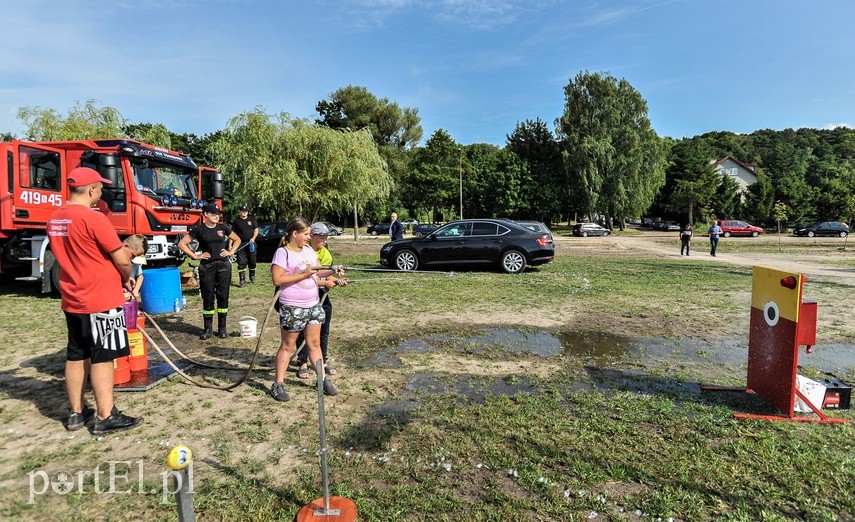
[379,218,554,274]
[793,221,850,237]
[367,223,391,236]
[412,223,441,237]
[255,222,288,262]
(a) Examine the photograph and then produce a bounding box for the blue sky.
[2,0,854,146]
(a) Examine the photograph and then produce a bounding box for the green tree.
[404,129,460,221]
[773,201,789,250]
[743,174,775,226]
[124,122,173,149]
[465,144,525,218]
[315,85,422,150]
[713,174,744,220]
[556,71,666,229]
[17,99,126,141]
[210,108,390,220]
[316,85,422,222]
[664,140,720,225]
[505,118,564,222]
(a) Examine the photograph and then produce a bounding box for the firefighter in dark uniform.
[231,204,259,287]
[178,203,241,339]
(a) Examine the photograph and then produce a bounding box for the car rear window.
[472,222,501,235]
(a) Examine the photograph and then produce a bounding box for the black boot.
[199,315,213,340]
[239,272,246,287]
[249,270,256,284]
[217,313,228,339]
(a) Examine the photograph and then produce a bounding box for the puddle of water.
[393,328,562,357]
[361,328,855,378]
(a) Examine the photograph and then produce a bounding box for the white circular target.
[763,301,780,326]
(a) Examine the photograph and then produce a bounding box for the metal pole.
[174,468,195,522]
[166,446,195,522]
[458,149,463,220]
[353,201,359,241]
[315,358,339,516]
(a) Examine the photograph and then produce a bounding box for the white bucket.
[238,316,258,338]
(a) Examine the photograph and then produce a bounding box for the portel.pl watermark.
[27,459,193,504]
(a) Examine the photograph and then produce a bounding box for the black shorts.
[65,308,130,364]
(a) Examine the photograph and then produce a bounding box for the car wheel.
[807,231,815,238]
[414,232,423,238]
[500,250,527,274]
[370,230,378,236]
[723,232,731,238]
[840,231,848,237]
[751,231,759,237]
[603,231,610,237]
[394,250,419,271]
[582,231,588,237]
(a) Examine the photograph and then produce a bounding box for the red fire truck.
[0,138,224,292]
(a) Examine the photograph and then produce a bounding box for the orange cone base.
[296,496,358,521]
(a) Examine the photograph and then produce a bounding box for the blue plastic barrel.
[140,267,182,314]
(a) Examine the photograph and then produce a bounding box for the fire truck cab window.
[21,147,60,191]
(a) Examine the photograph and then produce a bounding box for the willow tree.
[557,71,666,229]
[17,99,126,141]
[210,107,390,220]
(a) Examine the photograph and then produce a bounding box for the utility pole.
[458,148,463,220]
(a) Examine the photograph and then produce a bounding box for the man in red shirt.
[47,167,142,434]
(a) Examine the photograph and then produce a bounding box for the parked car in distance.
[572,222,611,237]
[367,223,391,236]
[401,219,418,226]
[320,221,343,236]
[641,217,654,227]
[412,223,442,237]
[380,218,554,274]
[255,222,288,262]
[514,220,553,240]
[719,220,764,237]
[653,221,680,231]
[793,221,850,237]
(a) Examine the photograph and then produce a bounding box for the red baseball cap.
[67,167,112,187]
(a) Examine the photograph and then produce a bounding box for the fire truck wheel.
[46,250,61,294]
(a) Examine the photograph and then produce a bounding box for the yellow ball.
[166,445,192,470]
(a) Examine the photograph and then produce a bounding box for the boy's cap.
[67,167,112,187]
[202,203,222,214]
[310,222,331,236]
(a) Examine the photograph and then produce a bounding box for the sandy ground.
[589,230,855,284]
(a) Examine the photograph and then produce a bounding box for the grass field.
[1,238,853,521]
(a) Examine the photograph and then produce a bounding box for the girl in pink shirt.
[269,217,339,400]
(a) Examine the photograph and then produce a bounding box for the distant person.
[708,220,723,257]
[679,223,693,256]
[269,218,341,401]
[231,204,259,287]
[178,203,241,339]
[295,222,348,379]
[47,166,142,434]
[390,212,404,241]
[123,234,148,301]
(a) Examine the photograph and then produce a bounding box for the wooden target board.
[747,266,804,415]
